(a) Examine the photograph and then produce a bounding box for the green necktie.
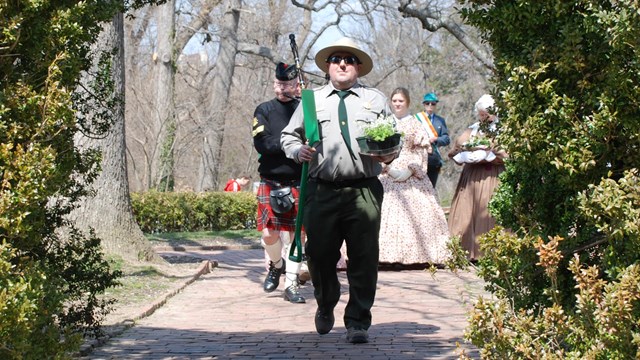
[337,90,351,149]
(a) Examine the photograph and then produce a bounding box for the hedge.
[130,191,257,233]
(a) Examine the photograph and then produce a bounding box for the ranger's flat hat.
[314,37,373,76]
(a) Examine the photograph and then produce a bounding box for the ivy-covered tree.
[458,1,640,358]
[0,0,157,357]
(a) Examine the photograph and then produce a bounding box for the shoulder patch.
[252,125,264,137]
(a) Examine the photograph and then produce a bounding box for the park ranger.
[281,38,398,344]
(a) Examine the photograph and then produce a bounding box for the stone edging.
[78,259,216,356]
[153,244,262,251]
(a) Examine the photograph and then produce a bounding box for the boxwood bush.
[131,191,257,233]
[460,1,640,358]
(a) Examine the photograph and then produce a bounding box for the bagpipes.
[287,34,320,263]
[289,34,306,89]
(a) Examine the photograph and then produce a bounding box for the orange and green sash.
[414,111,438,139]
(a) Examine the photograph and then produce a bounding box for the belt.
[261,177,300,187]
[309,177,375,188]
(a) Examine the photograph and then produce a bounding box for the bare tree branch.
[290,0,335,12]
[175,0,223,52]
[236,42,285,63]
[397,0,494,70]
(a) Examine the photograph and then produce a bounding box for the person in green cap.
[414,92,450,187]
[281,37,398,344]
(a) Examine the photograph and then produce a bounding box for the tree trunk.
[71,13,162,263]
[150,0,177,191]
[196,0,240,191]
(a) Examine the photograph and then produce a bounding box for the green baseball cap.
[422,92,439,103]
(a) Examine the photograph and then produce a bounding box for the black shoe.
[314,308,335,335]
[263,259,285,293]
[346,328,369,344]
[283,284,305,303]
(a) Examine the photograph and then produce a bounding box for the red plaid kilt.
[256,179,300,232]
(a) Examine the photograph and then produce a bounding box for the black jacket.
[252,98,302,182]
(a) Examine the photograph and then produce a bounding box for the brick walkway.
[85,249,485,359]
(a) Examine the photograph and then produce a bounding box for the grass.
[104,265,171,298]
[145,229,262,249]
[101,259,188,326]
[145,229,261,246]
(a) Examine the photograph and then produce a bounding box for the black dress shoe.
[263,259,285,293]
[314,307,334,335]
[346,328,369,344]
[283,284,305,303]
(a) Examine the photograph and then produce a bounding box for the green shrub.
[1,1,152,357]
[0,233,120,359]
[131,191,257,233]
[459,0,640,357]
[0,243,79,359]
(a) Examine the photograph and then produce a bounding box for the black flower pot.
[356,133,403,156]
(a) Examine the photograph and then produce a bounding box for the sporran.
[270,186,295,214]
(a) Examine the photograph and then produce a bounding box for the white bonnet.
[474,94,495,113]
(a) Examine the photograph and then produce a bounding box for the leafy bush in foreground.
[0,1,153,357]
[459,1,640,358]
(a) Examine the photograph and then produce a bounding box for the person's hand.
[387,167,412,182]
[296,144,316,162]
[387,167,401,179]
[394,168,412,182]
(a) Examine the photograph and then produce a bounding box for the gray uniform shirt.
[281,82,390,182]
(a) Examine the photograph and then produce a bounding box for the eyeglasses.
[326,55,361,65]
[423,102,437,106]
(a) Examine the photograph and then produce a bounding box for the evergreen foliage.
[0,0,159,357]
[459,1,640,358]
[131,191,257,233]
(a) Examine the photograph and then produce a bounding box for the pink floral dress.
[377,114,451,265]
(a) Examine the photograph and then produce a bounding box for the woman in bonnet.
[447,94,509,260]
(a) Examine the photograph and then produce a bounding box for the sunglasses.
[423,102,438,106]
[326,55,361,65]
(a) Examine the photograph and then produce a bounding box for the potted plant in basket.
[356,113,403,156]
[453,128,496,164]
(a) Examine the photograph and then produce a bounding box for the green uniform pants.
[304,177,384,330]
